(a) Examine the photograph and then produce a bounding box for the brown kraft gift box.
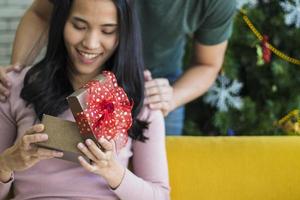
[37,74,107,163]
[38,114,87,163]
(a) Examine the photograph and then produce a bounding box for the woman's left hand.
[77,138,125,189]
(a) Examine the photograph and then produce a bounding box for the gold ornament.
[275,110,300,135]
[240,10,300,66]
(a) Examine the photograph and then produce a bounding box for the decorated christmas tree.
[184,0,300,136]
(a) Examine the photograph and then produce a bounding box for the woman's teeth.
[79,51,99,59]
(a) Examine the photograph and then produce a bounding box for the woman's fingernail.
[41,134,48,140]
[86,139,92,145]
[55,152,63,157]
[99,138,105,143]
[78,143,84,148]
[36,124,44,132]
[78,156,85,162]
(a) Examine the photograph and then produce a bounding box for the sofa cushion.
[166,136,300,200]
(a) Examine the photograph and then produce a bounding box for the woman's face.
[64,0,118,77]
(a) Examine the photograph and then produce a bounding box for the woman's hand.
[77,138,125,189]
[0,124,64,174]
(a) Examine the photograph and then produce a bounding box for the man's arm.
[145,41,227,116]
[11,0,53,65]
[172,41,227,109]
[0,0,52,101]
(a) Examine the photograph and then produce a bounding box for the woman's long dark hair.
[21,0,148,141]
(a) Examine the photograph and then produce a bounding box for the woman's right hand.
[0,124,63,174]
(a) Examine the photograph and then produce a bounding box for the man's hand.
[144,70,176,116]
[0,64,24,102]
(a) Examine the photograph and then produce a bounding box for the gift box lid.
[66,74,106,146]
[38,114,86,163]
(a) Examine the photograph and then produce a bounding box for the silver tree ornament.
[204,74,244,112]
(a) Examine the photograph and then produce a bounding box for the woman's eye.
[73,23,86,30]
[103,30,117,35]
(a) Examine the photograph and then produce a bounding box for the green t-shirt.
[136,0,236,78]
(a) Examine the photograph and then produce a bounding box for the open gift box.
[37,71,132,163]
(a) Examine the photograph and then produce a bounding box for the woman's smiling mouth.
[76,49,102,64]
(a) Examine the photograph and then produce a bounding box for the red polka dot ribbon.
[75,71,133,151]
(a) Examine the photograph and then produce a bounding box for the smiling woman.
[64,0,119,82]
[0,0,170,199]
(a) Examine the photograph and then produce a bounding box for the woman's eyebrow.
[102,24,118,27]
[72,16,118,27]
[72,16,87,24]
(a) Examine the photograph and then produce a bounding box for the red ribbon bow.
[262,35,271,64]
[76,71,133,150]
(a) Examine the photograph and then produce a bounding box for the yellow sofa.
[166,136,300,200]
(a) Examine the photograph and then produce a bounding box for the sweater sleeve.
[113,109,170,200]
[0,76,17,199]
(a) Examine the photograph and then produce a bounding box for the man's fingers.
[144,70,152,81]
[4,64,23,73]
[149,101,170,110]
[0,95,7,102]
[150,102,170,116]
[145,86,160,97]
[4,65,17,73]
[0,67,12,88]
[145,85,171,97]
[145,95,161,104]
[145,78,169,89]
[0,83,10,97]
[145,93,172,104]
[12,64,24,72]
[0,64,24,86]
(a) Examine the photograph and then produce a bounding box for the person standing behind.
[0,0,236,135]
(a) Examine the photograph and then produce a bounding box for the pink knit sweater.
[0,69,170,200]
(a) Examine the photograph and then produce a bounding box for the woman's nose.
[82,31,101,50]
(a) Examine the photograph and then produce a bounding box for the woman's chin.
[78,70,99,77]
[73,64,100,75]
